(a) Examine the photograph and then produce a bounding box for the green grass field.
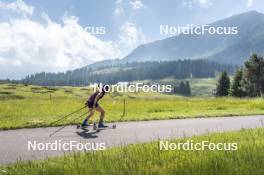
[1,127,263,175]
[0,83,264,130]
[158,77,217,97]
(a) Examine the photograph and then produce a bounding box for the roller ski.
[76,123,97,130]
[95,121,117,130]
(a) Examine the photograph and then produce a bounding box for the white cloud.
[246,0,253,8]
[113,0,124,16]
[183,0,193,8]
[129,0,144,10]
[183,0,212,8]
[113,7,124,16]
[0,0,34,16]
[115,0,122,4]
[113,0,145,17]
[0,0,147,79]
[197,0,212,8]
[118,22,145,56]
[0,11,120,79]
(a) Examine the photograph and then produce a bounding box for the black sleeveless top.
[88,91,105,104]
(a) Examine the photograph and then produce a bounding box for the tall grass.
[1,128,264,175]
[0,83,264,129]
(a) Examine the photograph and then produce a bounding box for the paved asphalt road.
[0,115,264,164]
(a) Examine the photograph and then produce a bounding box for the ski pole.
[49,111,87,137]
[50,106,86,126]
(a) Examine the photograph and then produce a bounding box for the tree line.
[216,54,264,97]
[20,59,235,86]
[173,81,191,96]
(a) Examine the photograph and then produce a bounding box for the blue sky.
[22,0,264,40]
[0,0,264,79]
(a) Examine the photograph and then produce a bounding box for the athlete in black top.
[81,85,109,128]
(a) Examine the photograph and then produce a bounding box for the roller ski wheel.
[76,124,91,129]
[93,123,97,130]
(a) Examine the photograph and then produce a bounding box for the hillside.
[20,60,234,86]
[122,11,264,65]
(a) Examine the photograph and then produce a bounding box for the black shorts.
[87,101,99,108]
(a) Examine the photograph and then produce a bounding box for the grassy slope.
[188,78,217,96]
[0,83,264,129]
[1,128,264,175]
[142,77,217,97]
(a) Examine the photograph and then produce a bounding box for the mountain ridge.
[120,10,264,65]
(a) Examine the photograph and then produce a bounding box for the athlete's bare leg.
[95,106,105,120]
[86,108,95,120]
[81,108,94,126]
[95,106,106,127]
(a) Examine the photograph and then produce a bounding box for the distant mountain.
[85,58,122,70]
[122,11,264,65]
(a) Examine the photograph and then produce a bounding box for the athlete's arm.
[93,92,102,109]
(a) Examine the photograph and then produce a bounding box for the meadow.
[1,127,263,175]
[0,83,264,130]
[156,77,218,97]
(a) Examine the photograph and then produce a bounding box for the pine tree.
[216,71,230,96]
[179,82,185,95]
[173,81,191,96]
[185,81,191,96]
[243,54,264,97]
[230,68,245,97]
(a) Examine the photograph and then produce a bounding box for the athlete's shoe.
[98,123,108,128]
[80,124,89,129]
